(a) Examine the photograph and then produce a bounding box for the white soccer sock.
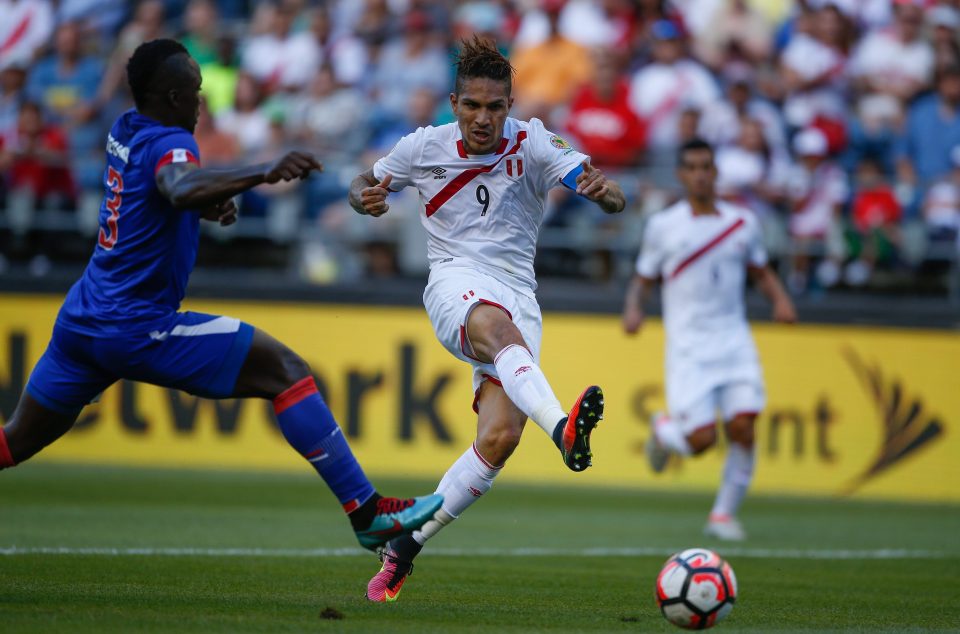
[655,415,692,456]
[412,443,501,545]
[493,344,566,438]
[710,442,756,519]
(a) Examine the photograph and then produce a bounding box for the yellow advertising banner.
[0,294,957,502]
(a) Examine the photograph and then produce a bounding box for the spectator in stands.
[699,69,787,155]
[216,73,272,155]
[368,10,448,134]
[564,47,646,171]
[308,5,368,88]
[850,0,933,103]
[0,100,72,275]
[242,1,319,93]
[97,0,167,106]
[846,157,903,286]
[0,101,76,209]
[929,5,960,73]
[181,0,219,66]
[780,3,851,133]
[897,64,960,206]
[785,127,849,292]
[694,0,774,71]
[0,0,53,71]
[287,65,369,219]
[628,19,718,152]
[511,0,595,122]
[923,145,960,242]
[0,63,27,143]
[199,35,239,117]
[24,19,103,156]
[715,117,789,219]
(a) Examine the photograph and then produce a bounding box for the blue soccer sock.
[273,377,376,517]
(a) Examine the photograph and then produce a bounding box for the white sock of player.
[412,443,500,546]
[710,442,755,519]
[493,344,566,437]
[655,415,692,456]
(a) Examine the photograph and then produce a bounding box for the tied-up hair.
[454,35,514,96]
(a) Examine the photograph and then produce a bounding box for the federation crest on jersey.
[504,155,524,179]
[549,134,571,150]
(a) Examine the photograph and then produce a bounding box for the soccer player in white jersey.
[622,139,796,542]
[349,36,626,601]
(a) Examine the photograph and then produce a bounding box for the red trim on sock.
[342,498,360,514]
[0,428,15,468]
[273,377,318,415]
[472,442,503,470]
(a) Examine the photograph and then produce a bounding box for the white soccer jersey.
[636,201,768,407]
[373,117,587,292]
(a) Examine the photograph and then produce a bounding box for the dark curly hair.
[126,39,189,108]
[454,35,513,96]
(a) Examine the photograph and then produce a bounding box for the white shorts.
[670,381,766,435]
[423,264,543,405]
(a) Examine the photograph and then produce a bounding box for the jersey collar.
[456,136,510,159]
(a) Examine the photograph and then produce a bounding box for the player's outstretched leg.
[704,414,756,542]
[233,329,442,550]
[366,383,516,602]
[0,393,79,470]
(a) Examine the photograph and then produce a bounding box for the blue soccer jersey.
[58,109,202,336]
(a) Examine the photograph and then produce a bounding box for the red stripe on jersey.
[154,149,200,174]
[0,10,32,56]
[669,218,745,281]
[506,161,512,177]
[427,132,527,218]
[516,158,523,176]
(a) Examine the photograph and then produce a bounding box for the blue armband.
[560,164,584,192]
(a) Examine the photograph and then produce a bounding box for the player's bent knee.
[686,425,718,455]
[477,426,522,466]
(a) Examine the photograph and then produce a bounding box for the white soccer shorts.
[423,264,543,400]
[669,381,766,434]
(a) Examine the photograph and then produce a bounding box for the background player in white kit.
[349,36,625,601]
[622,139,796,542]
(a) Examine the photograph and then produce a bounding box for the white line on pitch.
[0,546,948,560]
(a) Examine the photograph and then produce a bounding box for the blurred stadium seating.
[0,0,957,300]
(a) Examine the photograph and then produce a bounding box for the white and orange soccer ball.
[655,548,737,629]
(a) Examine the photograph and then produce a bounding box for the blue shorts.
[26,312,255,415]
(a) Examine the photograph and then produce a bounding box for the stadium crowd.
[0,0,958,294]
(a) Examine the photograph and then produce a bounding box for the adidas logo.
[432,167,446,180]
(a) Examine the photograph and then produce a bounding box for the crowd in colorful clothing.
[0,0,957,291]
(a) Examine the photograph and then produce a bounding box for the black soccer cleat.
[559,385,604,472]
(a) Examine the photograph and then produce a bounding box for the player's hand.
[622,305,645,335]
[360,173,393,217]
[773,299,797,324]
[264,151,322,184]
[199,198,238,226]
[576,161,609,201]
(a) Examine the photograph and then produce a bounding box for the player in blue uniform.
[0,39,442,551]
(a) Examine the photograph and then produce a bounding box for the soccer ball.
[655,548,737,629]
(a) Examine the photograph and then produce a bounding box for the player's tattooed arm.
[622,274,655,335]
[575,162,626,214]
[749,265,798,324]
[349,168,393,217]
[156,151,322,210]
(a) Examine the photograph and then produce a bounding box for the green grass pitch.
[3,463,959,633]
